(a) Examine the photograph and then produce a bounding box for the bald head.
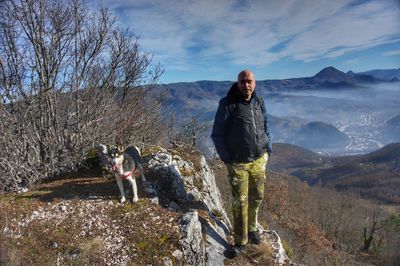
[237,70,256,101]
[238,70,255,81]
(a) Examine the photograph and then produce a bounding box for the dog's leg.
[138,163,147,182]
[126,176,139,203]
[116,176,126,203]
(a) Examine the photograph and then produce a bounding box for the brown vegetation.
[212,158,400,265]
[270,143,400,204]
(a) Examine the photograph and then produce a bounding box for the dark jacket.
[211,83,272,163]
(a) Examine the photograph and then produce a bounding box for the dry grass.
[224,242,273,266]
[245,242,273,265]
[0,173,184,265]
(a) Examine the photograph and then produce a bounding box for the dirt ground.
[0,173,184,265]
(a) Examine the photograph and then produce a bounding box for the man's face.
[237,71,256,100]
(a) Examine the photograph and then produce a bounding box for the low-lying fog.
[165,81,400,156]
[260,83,399,154]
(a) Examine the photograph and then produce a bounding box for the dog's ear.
[98,144,107,154]
[117,145,124,154]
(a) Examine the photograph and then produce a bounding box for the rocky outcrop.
[148,150,230,265]
[147,149,293,265]
[262,230,292,265]
[180,210,205,265]
[147,151,231,226]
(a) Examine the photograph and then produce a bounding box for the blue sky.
[93,0,400,83]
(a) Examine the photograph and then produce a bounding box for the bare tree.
[115,88,172,149]
[0,0,163,191]
[169,116,209,151]
[361,207,383,253]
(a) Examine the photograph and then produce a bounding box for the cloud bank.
[101,0,399,73]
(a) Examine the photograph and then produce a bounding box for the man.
[211,70,272,257]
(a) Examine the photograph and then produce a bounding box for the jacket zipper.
[250,103,257,136]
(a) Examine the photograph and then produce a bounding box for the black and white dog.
[99,144,146,203]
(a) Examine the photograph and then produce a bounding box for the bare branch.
[0,0,164,191]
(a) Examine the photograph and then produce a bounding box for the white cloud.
[96,0,400,70]
[285,1,400,60]
[346,58,360,64]
[383,50,400,56]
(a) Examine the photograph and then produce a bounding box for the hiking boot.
[248,231,261,245]
[224,244,246,259]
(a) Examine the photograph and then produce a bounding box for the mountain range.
[160,66,399,103]
[160,66,400,155]
[357,68,400,81]
[161,66,400,96]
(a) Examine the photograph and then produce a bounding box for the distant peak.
[324,66,338,70]
[315,66,343,76]
[313,66,352,83]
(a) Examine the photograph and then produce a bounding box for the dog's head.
[107,145,124,158]
[107,145,125,172]
[98,144,129,174]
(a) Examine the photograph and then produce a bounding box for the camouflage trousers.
[227,153,268,246]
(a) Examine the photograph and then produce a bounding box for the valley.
[269,143,400,204]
